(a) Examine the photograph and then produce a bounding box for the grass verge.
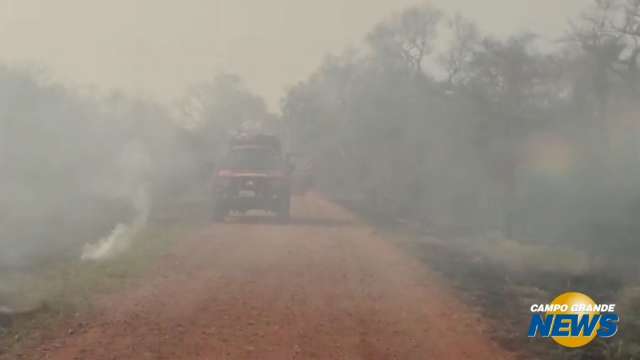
[336,197,640,360]
[392,230,640,360]
[0,219,204,358]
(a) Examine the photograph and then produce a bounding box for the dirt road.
[24,194,513,359]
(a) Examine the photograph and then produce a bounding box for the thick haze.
[2,2,640,357]
[0,0,588,109]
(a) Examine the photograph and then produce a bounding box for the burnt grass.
[336,198,638,360]
[402,238,628,360]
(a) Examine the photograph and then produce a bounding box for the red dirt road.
[24,195,513,359]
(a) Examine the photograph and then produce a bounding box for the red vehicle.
[212,134,292,221]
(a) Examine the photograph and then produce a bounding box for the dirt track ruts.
[20,194,513,359]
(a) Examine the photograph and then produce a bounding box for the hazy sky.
[0,0,590,110]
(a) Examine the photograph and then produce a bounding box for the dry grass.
[390,228,640,360]
[0,218,205,358]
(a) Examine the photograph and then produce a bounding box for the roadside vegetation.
[0,214,206,358]
[342,200,640,359]
[285,1,640,265]
[402,230,640,360]
[287,1,640,358]
[0,67,273,351]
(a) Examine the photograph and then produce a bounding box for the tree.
[439,14,481,86]
[366,4,443,74]
[567,0,640,113]
[178,74,272,162]
[615,0,640,92]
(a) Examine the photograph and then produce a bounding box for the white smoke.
[80,139,153,262]
[81,187,150,261]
